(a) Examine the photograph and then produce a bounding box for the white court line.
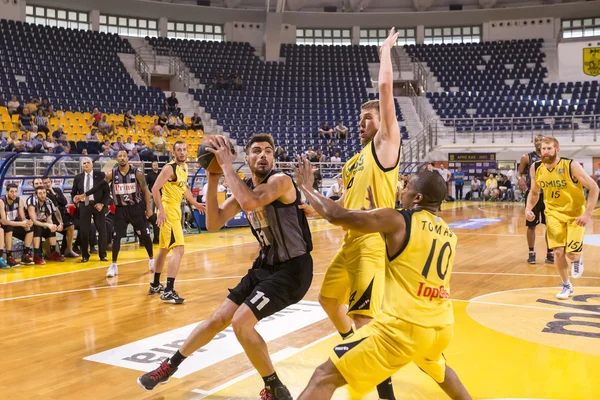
[454,298,572,313]
[0,226,338,286]
[190,333,337,399]
[2,271,599,302]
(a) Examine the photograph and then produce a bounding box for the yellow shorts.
[331,313,453,394]
[320,233,385,318]
[159,206,184,250]
[546,213,585,253]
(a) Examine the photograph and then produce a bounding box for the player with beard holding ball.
[526,136,598,299]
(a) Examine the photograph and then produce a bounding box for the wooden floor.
[1,202,600,400]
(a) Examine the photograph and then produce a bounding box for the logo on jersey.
[417,282,450,301]
[467,287,600,357]
[114,183,137,195]
[247,207,271,247]
[539,180,567,189]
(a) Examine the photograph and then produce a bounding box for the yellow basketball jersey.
[162,161,188,205]
[342,141,400,239]
[385,209,457,328]
[534,158,585,218]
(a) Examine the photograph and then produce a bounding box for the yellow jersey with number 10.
[534,158,585,218]
[342,141,400,240]
[385,209,457,328]
[162,161,189,206]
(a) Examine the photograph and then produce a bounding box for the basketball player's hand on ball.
[205,135,236,169]
[575,213,592,227]
[294,155,314,188]
[525,209,535,221]
[361,186,376,210]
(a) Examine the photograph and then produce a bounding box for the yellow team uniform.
[331,209,457,393]
[159,161,188,250]
[534,158,586,253]
[320,140,400,317]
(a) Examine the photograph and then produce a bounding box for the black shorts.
[34,225,56,238]
[227,253,313,321]
[52,210,74,228]
[2,225,32,240]
[114,204,150,237]
[525,190,546,227]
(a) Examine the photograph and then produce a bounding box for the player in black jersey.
[0,183,34,267]
[517,135,553,264]
[138,134,312,400]
[74,150,154,278]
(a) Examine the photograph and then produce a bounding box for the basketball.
[197,142,236,173]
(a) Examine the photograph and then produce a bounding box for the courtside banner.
[84,301,327,378]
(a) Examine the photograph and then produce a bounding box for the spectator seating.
[0,19,165,116]
[405,39,600,132]
[148,38,408,161]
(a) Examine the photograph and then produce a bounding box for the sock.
[262,372,283,389]
[339,328,354,340]
[25,247,32,256]
[6,250,12,258]
[169,350,186,368]
[376,378,396,400]
[142,234,154,258]
[529,248,534,252]
[547,248,553,254]
[35,248,42,257]
[563,279,571,286]
[152,273,161,287]
[166,277,175,292]
[0,250,4,259]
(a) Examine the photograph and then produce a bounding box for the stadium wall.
[0,0,26,21]
[558,40,600,82]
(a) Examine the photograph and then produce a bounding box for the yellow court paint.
[204,301,600,400]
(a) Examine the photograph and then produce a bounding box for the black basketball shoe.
[137,360,177,391]
[260,385,293,400]
[527,251,536,264]
[148,283,165,295]
[545,252,555,264]
[161,290,185,304]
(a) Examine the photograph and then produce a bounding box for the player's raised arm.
[570,161,599,226]
[294,156,403,234]
[375,28,401,157]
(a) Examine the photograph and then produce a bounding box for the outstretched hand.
[361,186,376,210]
[294,155,315,189]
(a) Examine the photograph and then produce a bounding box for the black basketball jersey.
[527,151,541,189]
[25,195,57,223]
[2,195,21,222]
[112,165,143,206]
[245,170,313,266]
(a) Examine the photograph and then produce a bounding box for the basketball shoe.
[260,386,293,400]
[556,282,574,300]
[148,283,164,295]
[137,360,177,390]
[571,256,584,279]
[161,290,185,304]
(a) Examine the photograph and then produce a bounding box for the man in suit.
[71,157,109,262]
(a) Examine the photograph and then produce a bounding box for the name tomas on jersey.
[420,220,454,238]
[416,283,451,301]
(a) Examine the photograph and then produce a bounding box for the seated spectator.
[101,139,111,153]
[166,92,180,115]
[24,98,40,114]
[233,75,243,90]
[86,129,100,142]
[31,133,46,153]
[318,122,333,139]
[44,135,57,153]
[20,132,34,152]
[45,105,57,118]
[484,174,499,200]
[7,131,24,152]
[336,121,348,140]
[20,108,38,133]
[57,133,70,152]
[278,151,291,163]
[157,112,169,134]
[123,136,135,151]
[305,145,316,158]
[52,126,65,140]
[135,138,149,152]
[111,137,126,155]
[34,109,49,135]
[81,149,88,155]
[274,145,285,160]
[123,110,136,128]
[330,151,341,163]
[90,108,102,127]
[166,114,179,130]
[7,95,20,115]
[497,174,513,201]
[189,112,204,131]
[129,147,141,162]
[315,147,327,163]
[326,178,344,201]
[97,115,114,137]
[150,131,167,152]
[175,113,187,130]
[0,133,8,151]
[98,147,112,163]
[39,98,51,115]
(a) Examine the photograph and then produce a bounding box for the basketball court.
[1,202,599,400]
